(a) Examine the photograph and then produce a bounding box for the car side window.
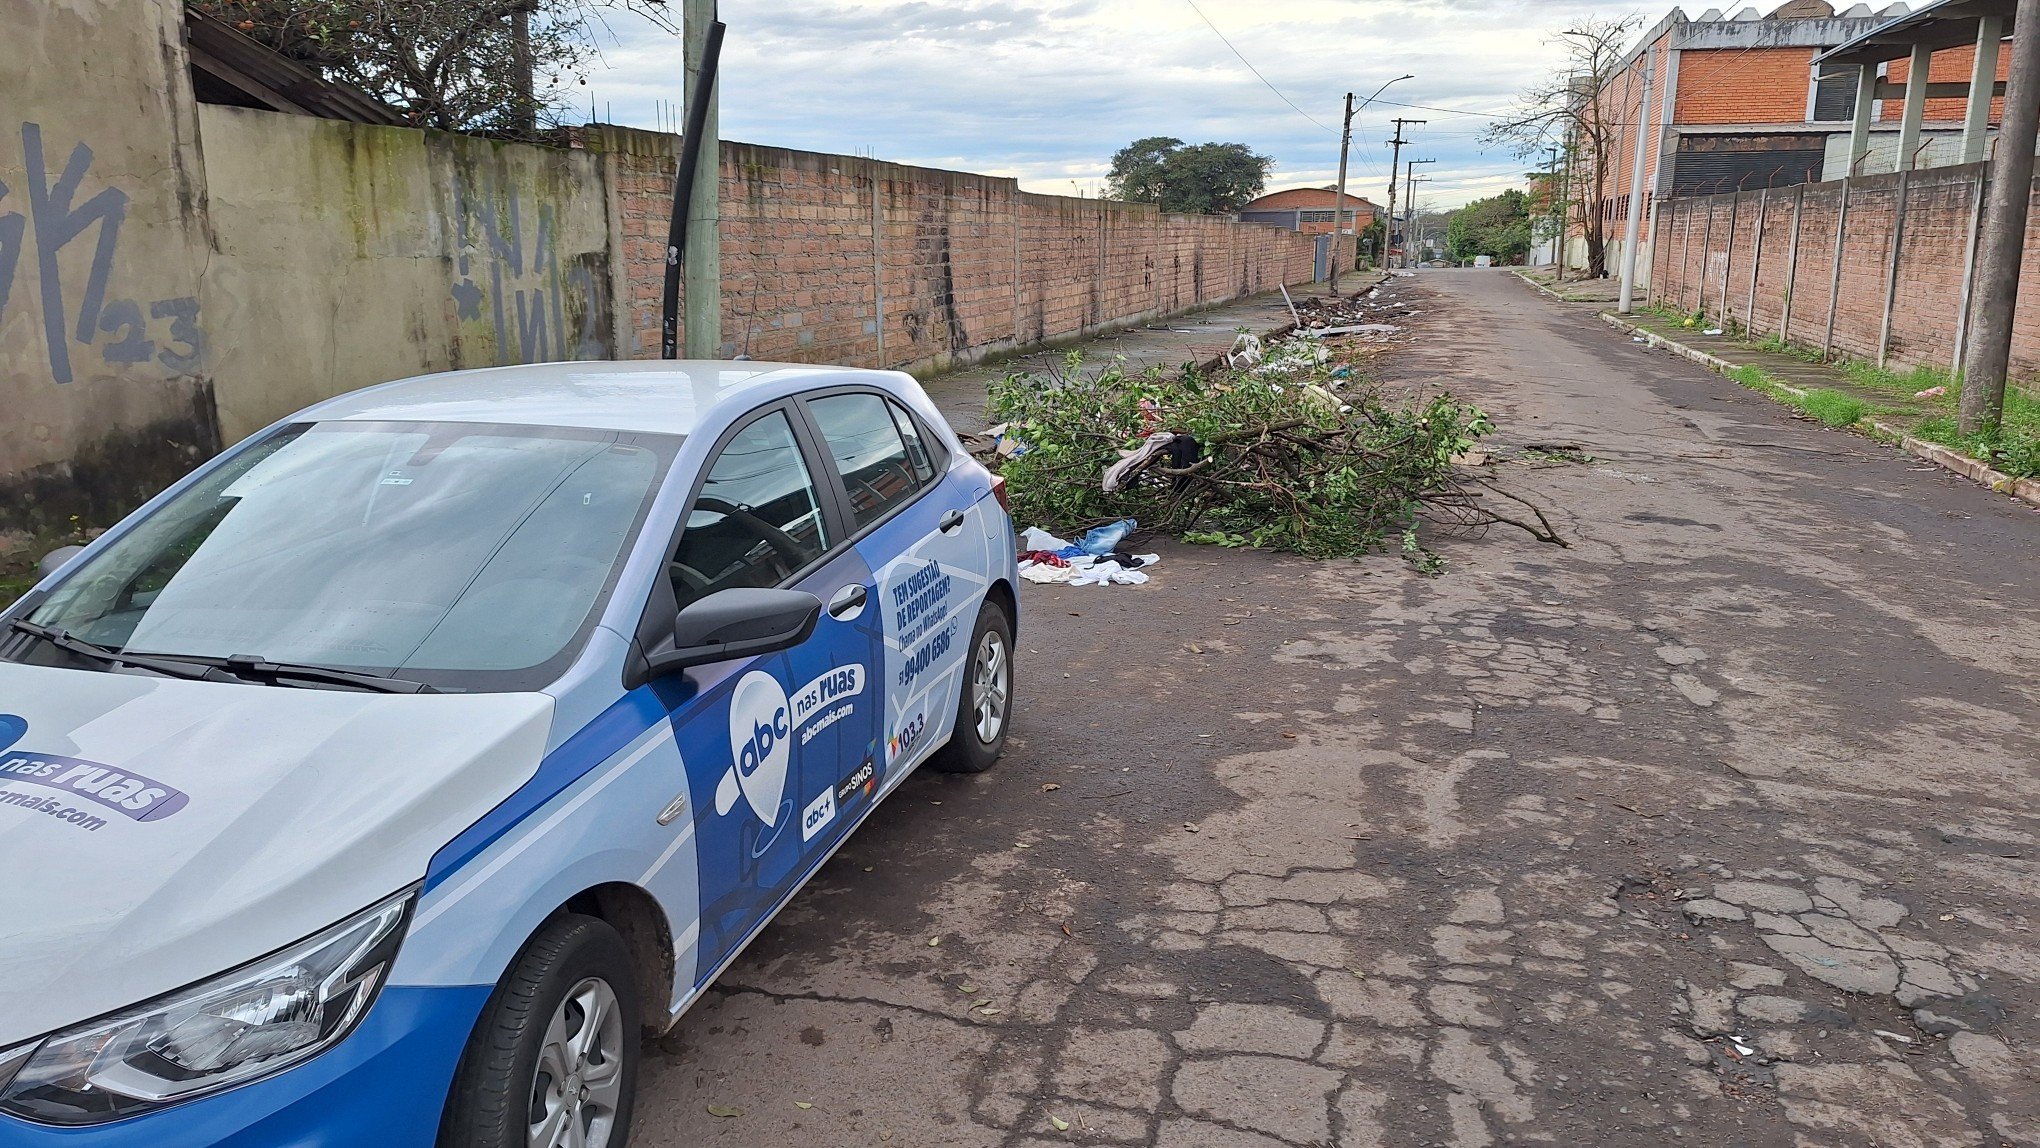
[669,410,830,610]
[809,392,935,530]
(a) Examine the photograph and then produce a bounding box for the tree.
[1106,138,1273,214]
[193,1,679,139]
[1482,15,1640,278]
[1106,137,1182,204]
[1446,191,1534,264]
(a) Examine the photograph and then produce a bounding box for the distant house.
[1237,187,1381,235]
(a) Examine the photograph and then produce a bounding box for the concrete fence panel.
[1650,162,2040,382]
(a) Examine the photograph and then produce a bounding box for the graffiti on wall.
[0,123,202,385]
[449,174,608,366]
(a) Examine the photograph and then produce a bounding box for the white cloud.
[579,0,1650,209]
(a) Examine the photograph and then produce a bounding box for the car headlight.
[0,890,412,1126]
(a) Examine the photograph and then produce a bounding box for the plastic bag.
[1077,519,1135,556]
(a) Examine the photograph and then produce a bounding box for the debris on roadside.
[1016,524,1160,587]
[978,327,1568,571]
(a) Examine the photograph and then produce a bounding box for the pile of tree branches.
[983,352,1565,571]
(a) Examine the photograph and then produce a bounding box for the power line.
[1183,0,1335,133]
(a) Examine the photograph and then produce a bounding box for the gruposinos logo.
[0,714,191,826]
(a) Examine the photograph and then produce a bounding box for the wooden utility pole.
[1384,118,1423,268]
[682,0,723,359]
[1330,92,1356,294]
[1959,0,2040,436]
[1329,76,1412,292]
[509,0,537,137]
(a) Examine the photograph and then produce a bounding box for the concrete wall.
[200,107,613,442]
[1,0,217,534]
[1649,164,2040,379]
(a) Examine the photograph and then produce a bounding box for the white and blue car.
[0,361,1018,1146]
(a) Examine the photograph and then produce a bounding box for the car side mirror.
[38,545,84,578]
[644,587,822,678]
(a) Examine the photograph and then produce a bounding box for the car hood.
[0,661,552,1047]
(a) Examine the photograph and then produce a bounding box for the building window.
[1297,210,1338,223]
[1812,71,1858,122]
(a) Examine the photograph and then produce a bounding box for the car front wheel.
[440,914,640,1148]
[932,599,1013,774]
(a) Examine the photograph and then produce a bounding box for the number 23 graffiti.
[0,122,202,384]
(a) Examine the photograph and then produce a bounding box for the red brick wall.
[1673,47,1818,125]
[1884,44,2011,123]
[587,128,1318,374]
[1650,164,2040,379]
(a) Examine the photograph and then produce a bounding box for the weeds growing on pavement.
[1794,389,1872,428]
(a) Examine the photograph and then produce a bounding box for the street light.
[1331,73,1414,291]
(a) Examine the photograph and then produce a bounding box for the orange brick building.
[1236,187,1381,235]
[1570,1,1943,277]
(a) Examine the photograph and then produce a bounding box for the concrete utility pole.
[1405,159,1435,258]
[1555,126,1576,281]
[682,0,723,359]
[1331,92,1356,293]
[1384,118,1424,268]
[1618,48,1656,314]
[1961,0,2040,435]
[1330,75,1413,293]
[1542,145,1562,266]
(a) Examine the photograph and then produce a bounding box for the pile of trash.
[1015,522,1159,587]
[1278,280,1422,345]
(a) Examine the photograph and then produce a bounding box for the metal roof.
[1814,0,2018,72]
[186,6,409,127]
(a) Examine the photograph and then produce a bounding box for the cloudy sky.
[577,0,1658,211]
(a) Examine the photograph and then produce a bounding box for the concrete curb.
[1511,269,1569,302]
[1598,312,2040,510]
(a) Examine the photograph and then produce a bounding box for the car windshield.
[19,420,676,692]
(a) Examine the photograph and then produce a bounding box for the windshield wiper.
[213,654,438,694]
[7,620,231,682]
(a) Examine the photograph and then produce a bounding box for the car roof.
[298,360,910,437]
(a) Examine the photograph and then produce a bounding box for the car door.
[652,403,882,988]
[799,390,991,787]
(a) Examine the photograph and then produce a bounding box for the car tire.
[931,599,1013,774]
[440,914,640,1148]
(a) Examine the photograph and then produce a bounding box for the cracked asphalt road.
[633,270,2040,1147]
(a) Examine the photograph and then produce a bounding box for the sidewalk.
[1513,265,1621,304]
[1602,309,2040,507]
[921,271,1388,432]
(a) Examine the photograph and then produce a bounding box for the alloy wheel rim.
[527,976,625,1148]
[972,629,1008,744]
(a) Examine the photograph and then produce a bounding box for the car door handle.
[827,583,868,619]
[938,509,966,534]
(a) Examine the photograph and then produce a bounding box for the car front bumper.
[0,984,488,1148]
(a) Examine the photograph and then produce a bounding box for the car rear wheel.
[441,914,640,1148]
[931,599,1012,774]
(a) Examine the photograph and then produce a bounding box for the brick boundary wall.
[1648,162,2040,379]
[587,128,1319,376]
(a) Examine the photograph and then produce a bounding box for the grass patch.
[1913,385,2040,478]
[1726,365,1873,429]
[1791,388,1871,428]
[1836,359,1954,401]
[1728,363,1792,398]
